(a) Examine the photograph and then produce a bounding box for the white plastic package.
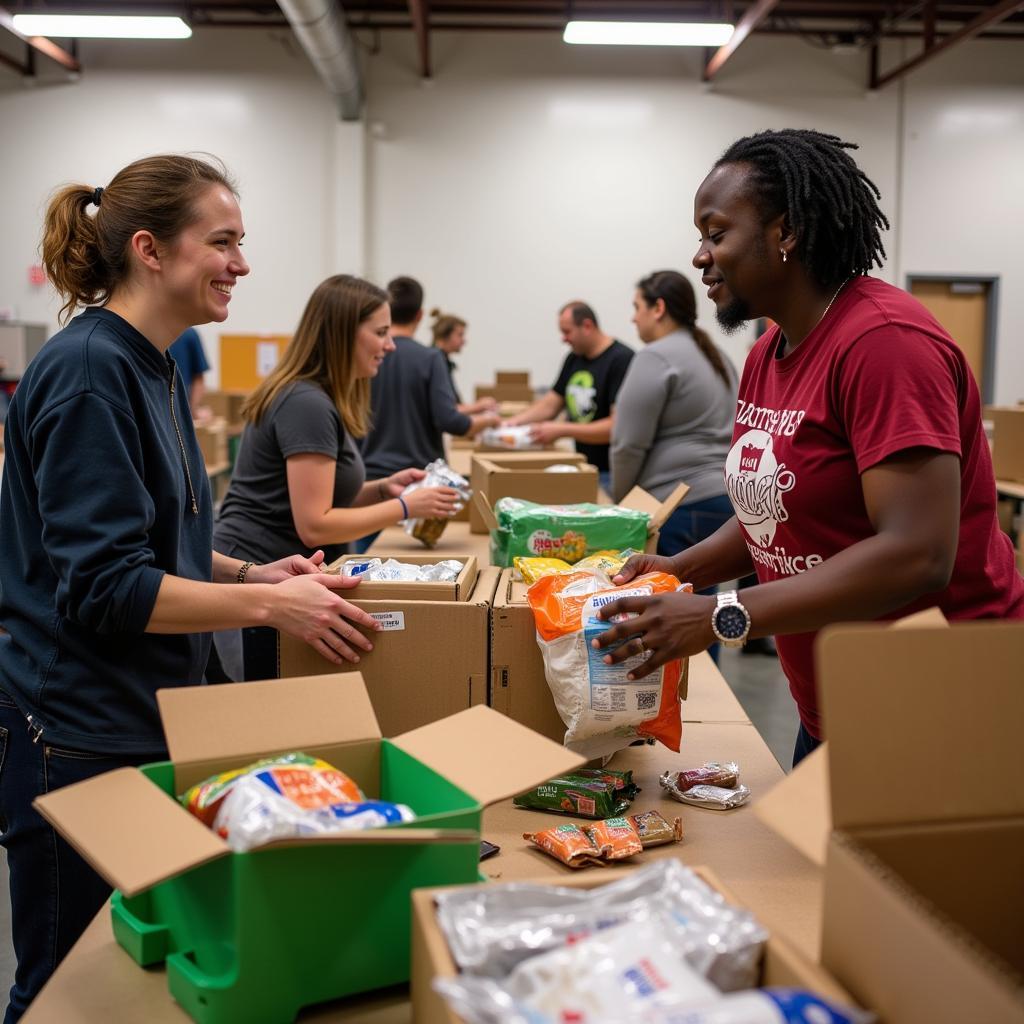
[400,458,472,546]
[479,425,543,451]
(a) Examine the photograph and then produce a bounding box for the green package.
[490,499,650,568]
[513,774,635,819]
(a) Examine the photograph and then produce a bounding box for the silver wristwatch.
[710,590,752,647]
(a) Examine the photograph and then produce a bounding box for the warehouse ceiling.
[1,1,1022,93]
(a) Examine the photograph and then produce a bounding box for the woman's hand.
[590,591,717,680]
[268,573,383,665]
[381,468,426,498]
[403,485,462,520]
[246,550,328,584]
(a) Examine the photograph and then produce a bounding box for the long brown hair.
[41,154,236,324]
[242,274,388,438]
[637,270,732,388]
[430,308,466,348]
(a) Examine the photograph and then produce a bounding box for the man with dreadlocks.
[592,128,1024,767]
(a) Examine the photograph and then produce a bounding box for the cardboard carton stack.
[473,370,533,404]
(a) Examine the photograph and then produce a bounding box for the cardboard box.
[757,621,1024,1024]
[476,482,689,565]
[495,371,530,386]
[474,372,534,404]
[279,559,499,736]
[203,390,249,427]
[192,418,229,468]
[988,405,1024,483]
[489,567,690,744]
[35,675,584,1024]
[410,867,858,1024]
[468,451,597,533]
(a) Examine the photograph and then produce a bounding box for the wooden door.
[910,280,989,399]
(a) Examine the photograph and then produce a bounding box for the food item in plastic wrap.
[434,859,768,989]
[584,817,643,861]
[419,559,465,582]
[490,498,650,567]
[573,548,637,577]
[666,762,740,792]
[357,558,465,582]
[513,556,573,584]
[332,557,382,578]
[661,772,752,810]
[543,464,581,472]
[435,977,875,1024]
[513,775,634,819]
[628,809,683,847]
[401,458,472,547]
[523,823,604,868]
[479,425,544,451]
[180,752,414,852]
[527,571,688,759]
[568,767,639,798]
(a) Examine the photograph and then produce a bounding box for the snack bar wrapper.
[181,752,414,852]
[401,458,472,547]
[513,774,634,819]
[490,498,650,567]
[527,570,690,759]
[661,772,751,811]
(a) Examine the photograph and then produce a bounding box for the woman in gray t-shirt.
[214,274,462,678]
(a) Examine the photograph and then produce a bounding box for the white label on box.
[256,341,279,377]
[370,611,405,631]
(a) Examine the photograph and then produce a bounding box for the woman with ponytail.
[0,155,379,1019]
[611,271,738,656]
[430,308,498,415]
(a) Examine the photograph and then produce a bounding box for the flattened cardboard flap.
[473,491,499,532]
[620,482,690,532]
[818,622,1024,830]
[158,673,381,767]
[392,705,585,806]
[755,745,830,867]
[34,768,227,897]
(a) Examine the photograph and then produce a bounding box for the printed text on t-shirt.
[735,399,805,436]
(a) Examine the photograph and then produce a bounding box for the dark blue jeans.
[656,494,736,663]
[792,722,822,768]
[0,694,152,1021]
[351,532,380,555]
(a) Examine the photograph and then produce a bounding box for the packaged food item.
[368,558,423,581]
[479,424,544,451]
[401,458,472,547]
[513,556,573,584]
[435,859,767,989]
[418,559,464,582]
[573,548,637,577]
[333,557,382,578]
[661,773,752,810]
[665,762,740,792]
[628,809,683,847]
[543,464,580,472]
[490,498,650,567]
[513,775,634,819]
[584,817,643,861]
[568,767,639,798]
[523,823,604,868]
[527,571,689,759]
[180,752,414,852]
[345,558,464,583]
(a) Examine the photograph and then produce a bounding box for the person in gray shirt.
[612,271,738,658]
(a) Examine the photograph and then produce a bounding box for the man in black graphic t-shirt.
[505,301,633,486]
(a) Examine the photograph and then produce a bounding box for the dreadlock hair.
[715,129,889,289]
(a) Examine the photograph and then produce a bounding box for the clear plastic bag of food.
[331,557,382,578]
[366,558,423,581]
[479,425,544,451]
[401,458,472,547]
[419,559,464,582]
[664,762,741,792]
[434,859,767,989]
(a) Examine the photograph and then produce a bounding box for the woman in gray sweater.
[611,271,737,652]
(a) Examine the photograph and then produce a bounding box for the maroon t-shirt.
[728,276,1024,738]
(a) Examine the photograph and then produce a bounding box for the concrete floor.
[0,647,797,1005]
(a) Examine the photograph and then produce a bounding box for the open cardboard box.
[410,865,859,1024]
[323,552,479,603]
[756,620,1024,1024]
[474,371,534,404]
[469,451,597,533]
[490,567,691,743]
[34,674,585,1024]
[476,481,689,566]
[202,390,248,427]
[279,558,499,737]
[985,405,1024,482]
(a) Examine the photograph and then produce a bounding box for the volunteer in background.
[430,308,499,415]
[169,325,211,411]
[610,270,738,661]
[595,129,1024,766]
[0,156,381,1021]
[213,274,464,680]
[505,301,633,492]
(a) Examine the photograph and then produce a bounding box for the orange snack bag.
[527,571,690,759]
[585,817,644,861]
[523,823,605,868]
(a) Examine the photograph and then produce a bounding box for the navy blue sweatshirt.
[0,309,213,755]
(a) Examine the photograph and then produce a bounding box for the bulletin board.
[219,334,291,392]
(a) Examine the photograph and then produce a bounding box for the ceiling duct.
[276,0,363,120]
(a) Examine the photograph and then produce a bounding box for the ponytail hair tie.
[91,187,104,207]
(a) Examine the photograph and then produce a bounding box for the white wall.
[1,27,1021,401]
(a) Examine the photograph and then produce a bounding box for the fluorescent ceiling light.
[564,20,734,47]
[12,14,192,38]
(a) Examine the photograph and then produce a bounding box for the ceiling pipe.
[276,0,363,120]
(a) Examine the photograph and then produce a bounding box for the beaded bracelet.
[237,561,254,584]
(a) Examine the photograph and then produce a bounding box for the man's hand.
[528,421,566,445]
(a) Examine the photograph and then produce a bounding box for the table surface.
[24,653,820,1024]
[996,478,1024,500]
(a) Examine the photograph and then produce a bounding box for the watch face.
[715,605,748,640]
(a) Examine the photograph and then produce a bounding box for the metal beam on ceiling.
[703,0,780,80]
[0,5,82,73]
[408,0,431,76]
[870,0,1024,87]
